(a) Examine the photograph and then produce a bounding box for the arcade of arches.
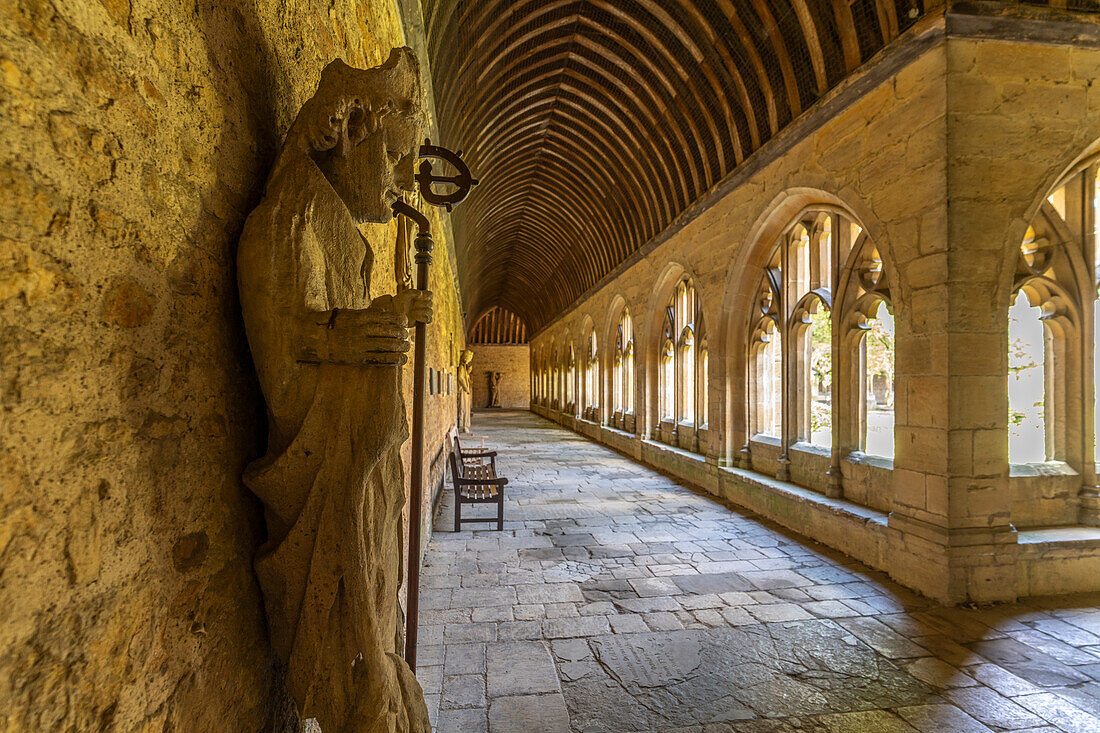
[531,48,1100,608]
[4,0,1100,731]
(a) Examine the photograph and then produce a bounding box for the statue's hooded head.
[289,48,427,223]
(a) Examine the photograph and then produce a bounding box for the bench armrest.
[460,449,497,458]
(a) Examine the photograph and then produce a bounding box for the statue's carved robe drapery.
[456,353,472,433]
[238,154,429,732]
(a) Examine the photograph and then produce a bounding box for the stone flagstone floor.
[416,410,1100,732]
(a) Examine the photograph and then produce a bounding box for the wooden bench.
[449,437,508,531]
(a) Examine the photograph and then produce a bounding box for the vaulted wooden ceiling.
[424,0,928,333]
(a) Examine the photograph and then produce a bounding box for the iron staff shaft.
[394,200,433,673]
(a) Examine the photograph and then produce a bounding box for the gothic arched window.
[656,278,707,451]
[1008,159,1097,469]
[745,209,894,497]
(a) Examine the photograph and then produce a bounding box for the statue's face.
[309,53,426,224]
[320,98,421,223]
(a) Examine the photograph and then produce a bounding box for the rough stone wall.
[529,19,1100,603]
[0,0,461,729]
[470,344,531,409]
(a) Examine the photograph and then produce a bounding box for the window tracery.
[1008,158,1097,471]
[656,278,706,451]
[745,208,894,496]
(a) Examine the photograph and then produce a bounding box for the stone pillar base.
[776,455,791,482]
[1079,487,1100,527]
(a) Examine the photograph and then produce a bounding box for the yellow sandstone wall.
[0,0,460,729]
[470,344,531,409]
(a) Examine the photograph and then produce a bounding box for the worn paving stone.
[424,412,1100,732]
[945,685,1046,729]
[516,583,584,604]
[489,694,571,732]
[443,643,485,676]
[436,706,487,733]
[970,637,1092,687]
[897,703,993,732]
[441,674,486,709]
[487,641,561,697]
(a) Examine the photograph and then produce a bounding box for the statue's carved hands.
[297,306,410,366]
[393,289,433,325]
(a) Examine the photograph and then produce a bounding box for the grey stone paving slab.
[437,706,487,733]
[487,641,561,697]
[489,693,571,732]
[945,685,1046,729]
[897,703,993,732]
[516,583,584,604]
[970,637,1093,687]
[442,674,486,709]
[670,571,755,595]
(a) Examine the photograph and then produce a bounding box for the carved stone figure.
[457,349,473,433]
[236,50,432,732]
[489,371,503,408]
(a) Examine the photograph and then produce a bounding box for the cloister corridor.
[420,411,1100,733]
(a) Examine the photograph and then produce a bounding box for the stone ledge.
[640,439,718,493]
[1018,526,1100,552]
[1017,526,1100,597]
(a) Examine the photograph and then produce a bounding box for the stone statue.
[489,371,503,408]
[236,49,432,733]
[457,349,473,433]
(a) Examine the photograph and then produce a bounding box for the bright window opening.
[1008,291,1047,464]
[863,301,895,459]
[808,307,832,447]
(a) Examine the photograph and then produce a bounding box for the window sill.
[642,437,706,461]
[603,424,634,438]
[750,433,782,448]
[845,451,894,471]
[790,441,830,459]
[1009,461,1078,478]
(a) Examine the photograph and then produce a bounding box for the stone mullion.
[1080,163,1099,523]
[837,218,862,462]
[827,212,844,498]
[778,232,792,481]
